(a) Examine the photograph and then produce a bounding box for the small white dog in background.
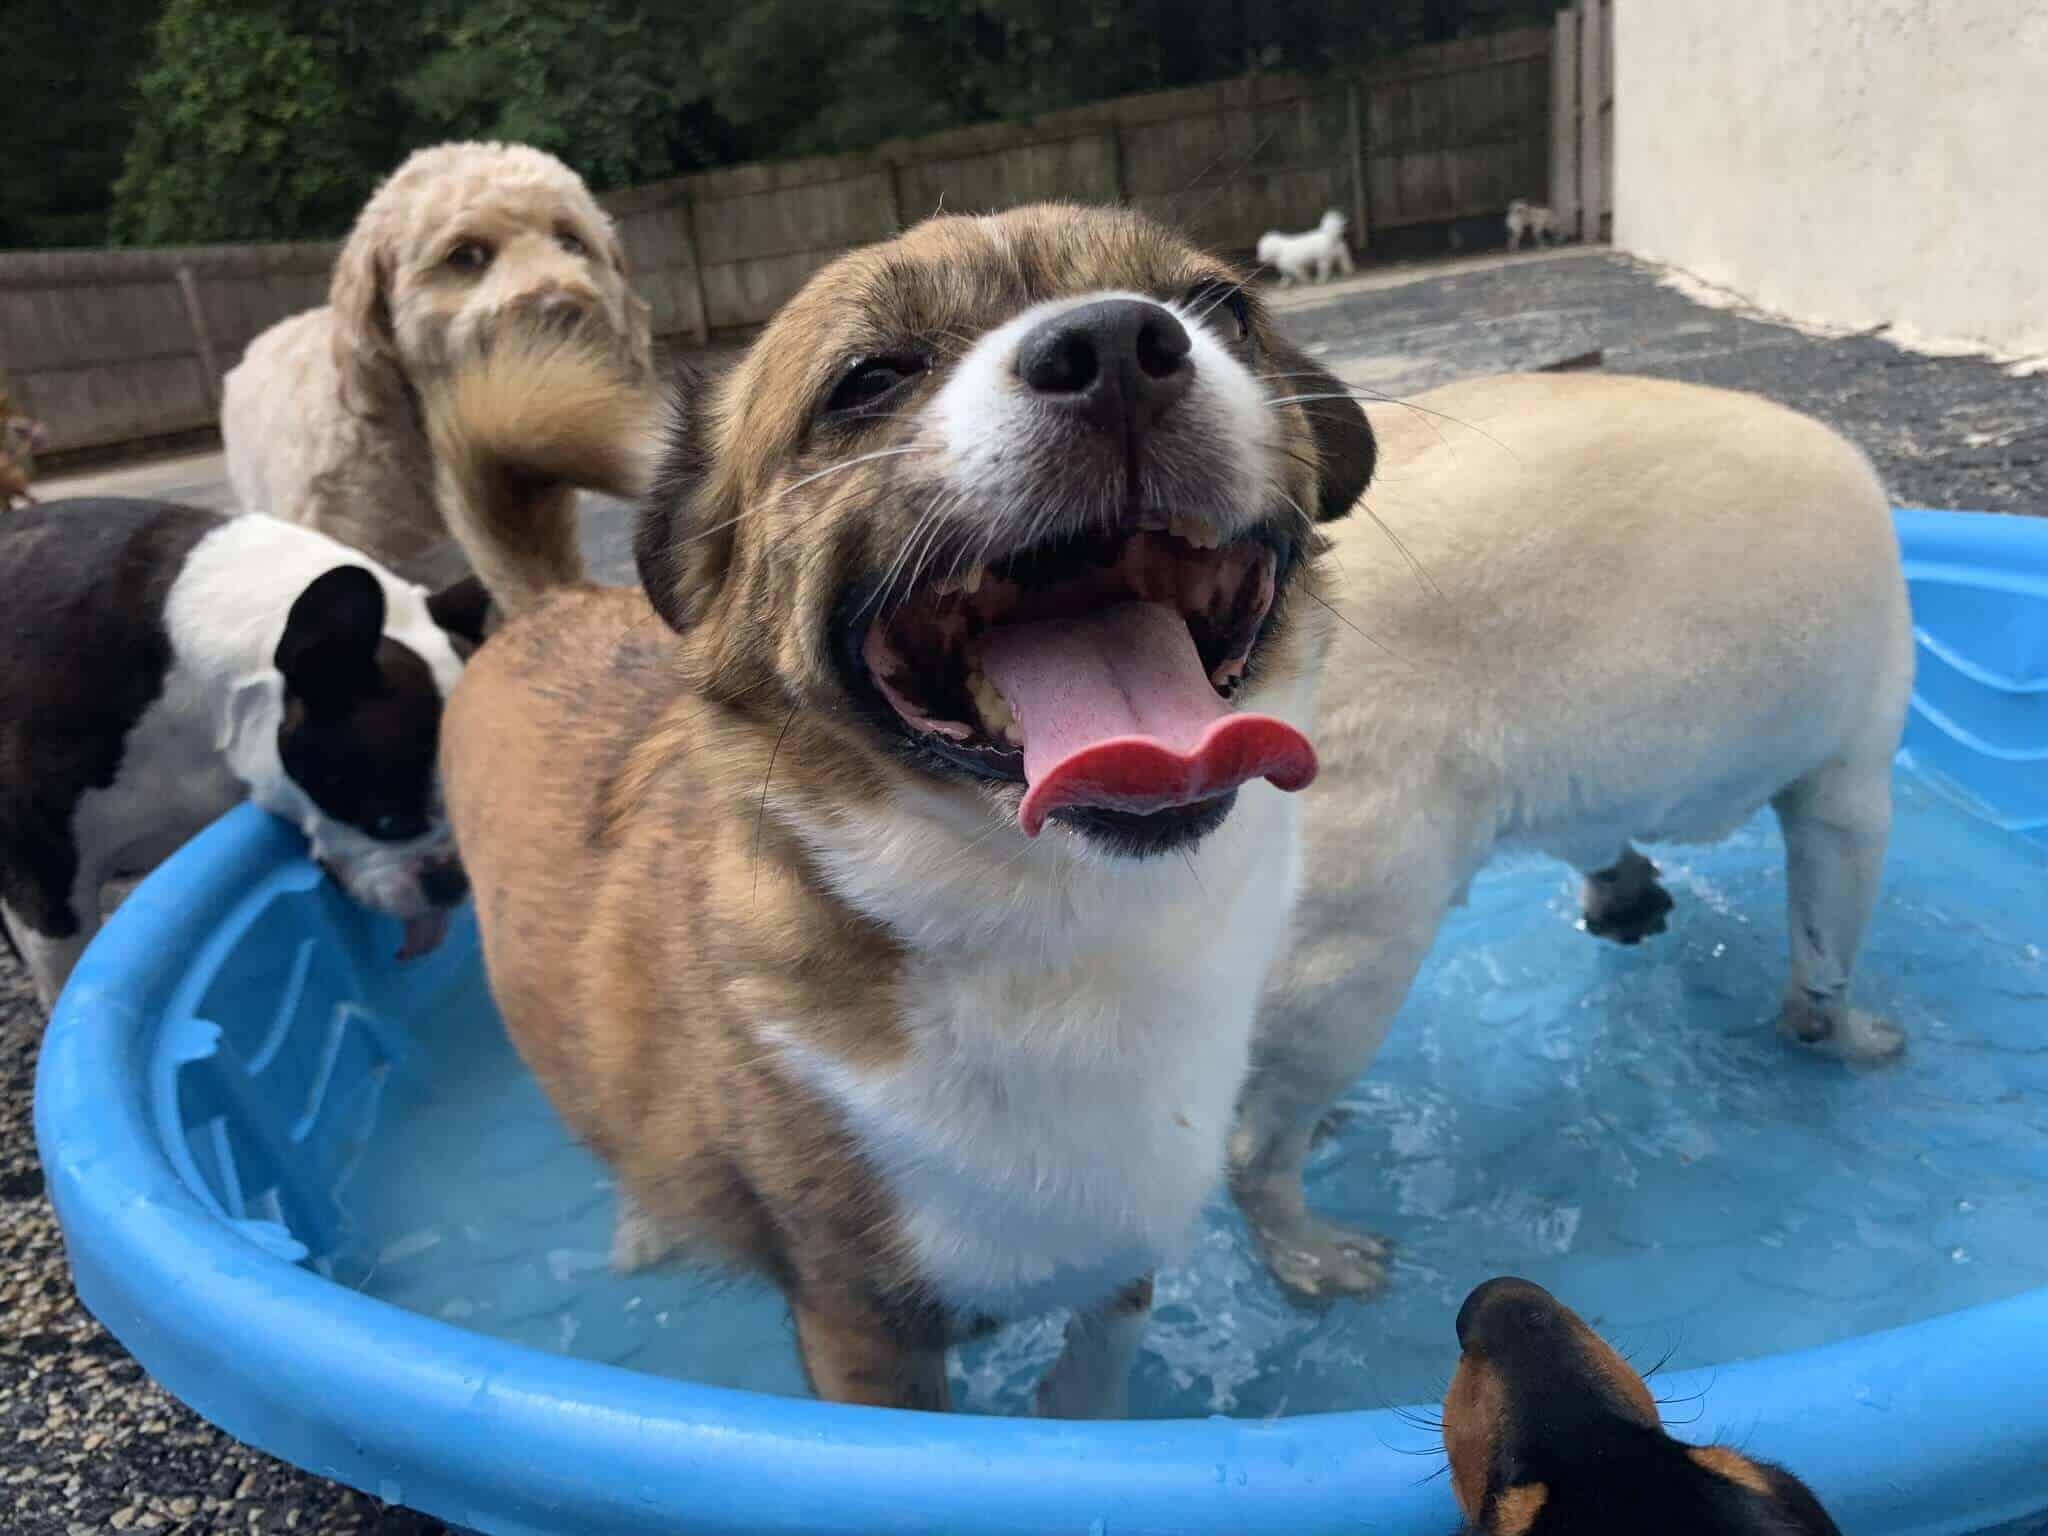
[1505,197,1561,249]
[1257,209,1356,287]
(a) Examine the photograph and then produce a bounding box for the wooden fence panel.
[1362,27,1551,229]
[2,29,1563,456]
[1121,88,1352,250]
[1549,0,1612,242]
[1551,4,1581,231]
[896,134,1121,223]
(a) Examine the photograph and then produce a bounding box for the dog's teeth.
[966,668,1017,739]
[1169,514,1221,550]
[963,565,986,595]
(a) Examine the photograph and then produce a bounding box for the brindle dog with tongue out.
[431,204,1373,1414]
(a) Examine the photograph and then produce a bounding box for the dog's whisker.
[1269,481,1433,626]
[670,443,937,558]
[902,488,971,600]
[1268,389,1514,461]
[1351,496,1445,601]
[1187,277,1254,327]
[1299,584,1415,671]
[870,488,964,622]
[751,703,802,905]
[780,443,932,497]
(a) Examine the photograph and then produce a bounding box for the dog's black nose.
[1016,298,1193,435]
[420,860,470,908]
[1456,1276,1552,1350]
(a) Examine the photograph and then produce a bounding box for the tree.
[0,0,158,247]
[111,0,413,244]
[398,1,703,192]
[77,0,1569,248]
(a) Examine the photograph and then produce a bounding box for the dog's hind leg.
[1578,845,1675,945]
[1773,751,1903,1061]
[610,1188,687,1273]
[11,918,90,1016]
[3,869,97,1014]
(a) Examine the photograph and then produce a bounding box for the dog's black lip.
[1055,791,1240,858]
[830,509,1301,800]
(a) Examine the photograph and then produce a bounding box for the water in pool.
[325,764,2048,1419]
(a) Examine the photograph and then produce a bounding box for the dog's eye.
[1185,280,1253,342]
[446,240,494,275]
[556,228,588,258]
[825,355,927,417]
[368,811,426,842]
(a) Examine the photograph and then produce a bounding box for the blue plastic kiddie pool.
[34,508,2048,1535]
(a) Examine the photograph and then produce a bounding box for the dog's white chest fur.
[778,781,1302,1316]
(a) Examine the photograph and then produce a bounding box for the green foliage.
[0,0,158,247]
[110,0,410,244]
[398,1,701,191]
[7,0,1570,248]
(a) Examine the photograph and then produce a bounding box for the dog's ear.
[601,227,658,385]
[1265,338,1375,521]
[426,573,495,648]
[330,220,402,418]
[276,566,387,704]
[633,371,736,634]
[604,226,633,280]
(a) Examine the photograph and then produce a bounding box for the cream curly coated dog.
[222,142,654,567]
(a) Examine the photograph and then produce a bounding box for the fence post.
[679,196,712,347]
[173,265,223,411]
[1577,0,1604,242]
[885,160,907,231]
[1346,79,1370,252]
[1551,3,1581,237]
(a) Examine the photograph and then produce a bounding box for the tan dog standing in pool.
[1230,371,1915,1298]
[429,205,1375,1413]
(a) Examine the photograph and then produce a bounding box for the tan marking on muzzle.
[1443,1354,1506,1520]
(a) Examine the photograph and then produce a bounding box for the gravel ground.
[3,247,2043,1533]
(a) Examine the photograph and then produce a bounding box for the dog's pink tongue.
[397,908,451,962]
[981,601,1317,837]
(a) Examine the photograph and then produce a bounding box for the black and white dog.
[0,497,487,1010]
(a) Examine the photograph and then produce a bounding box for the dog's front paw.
[1256,1217,1393,1303]
[610,1193,681,1274]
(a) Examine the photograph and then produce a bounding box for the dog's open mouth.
[860,516,1319,839]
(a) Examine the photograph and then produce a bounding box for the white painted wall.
[1614,0,2048,362]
